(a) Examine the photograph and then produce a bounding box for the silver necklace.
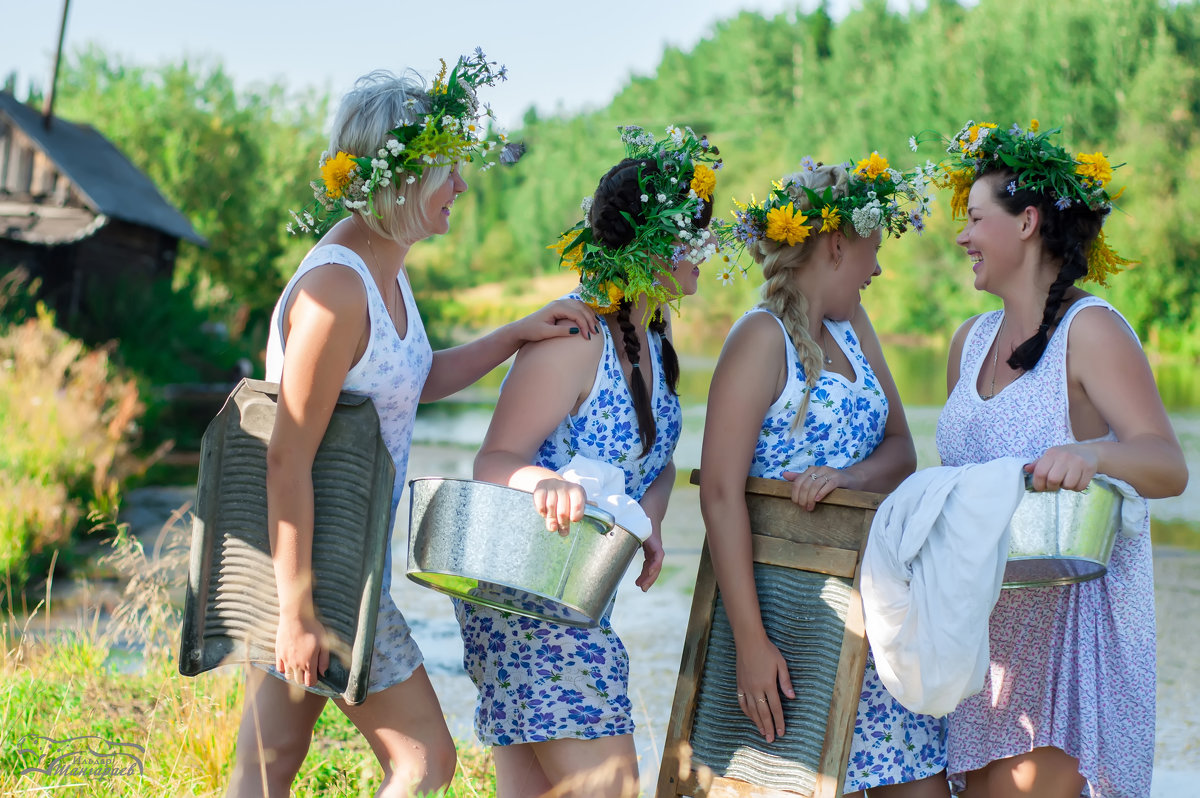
[819,325,834,365]
[981,317,1006,400]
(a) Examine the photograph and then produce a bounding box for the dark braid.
[985,169,1106,371]
[616,300,656,456]
[649,309,680,396]
[590,158,655,248]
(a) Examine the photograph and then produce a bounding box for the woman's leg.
[524,735,639,798]
[862,771,952,797]
[336,665,457,798]
[960,747,1085,798]
[493,744,555,798]
[226,667,327,797]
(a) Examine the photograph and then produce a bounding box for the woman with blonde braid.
[456,125,721,798]
[702,156,949,796]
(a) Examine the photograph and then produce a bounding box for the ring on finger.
[736,692,745,699]
[756,697,768,703]
[810,472,820,481]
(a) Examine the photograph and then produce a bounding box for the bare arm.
[473,331,604,531]
[265,264,366,687]
[633,459,673,592]
[945,315,978,399]
[422,298,600,402]
[1029,306,1188,497]
[699,312,795,742]
[842,305,917,490]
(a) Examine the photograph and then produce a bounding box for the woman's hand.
[782,465,844,511]
[275,611,330,689]
[531,477,588,534]
[1025,444,1099,492]
[635,527,665,592]
[512,298,601,344]
[735,635,796,743]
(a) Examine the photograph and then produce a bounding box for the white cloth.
[1092,474,1149,538]
[860,457,1026,717]
[557,454,652,542]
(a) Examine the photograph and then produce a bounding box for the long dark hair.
[589,158,710,456]
[984,168,1108,371]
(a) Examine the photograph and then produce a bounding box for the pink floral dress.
[935,297,1155,797]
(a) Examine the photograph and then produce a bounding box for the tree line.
[20,0,1200,362]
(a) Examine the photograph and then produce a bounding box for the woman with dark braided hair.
[930,121,1187,797]
[455,125,720,797]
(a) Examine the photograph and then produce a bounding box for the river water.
[109,349,1200,795]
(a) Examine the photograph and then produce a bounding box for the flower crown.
[713,153,934,278]
[549,125,722,313]
[288,49,514,236]
[917,119,1133,285]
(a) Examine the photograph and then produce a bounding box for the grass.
[0,516,499,797]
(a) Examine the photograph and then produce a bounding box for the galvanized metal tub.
[406,477,640,627]
[1003,477,1122,589]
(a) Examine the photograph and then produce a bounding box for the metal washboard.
[178,378,395,705]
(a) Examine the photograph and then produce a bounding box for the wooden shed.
[0,90,206,318]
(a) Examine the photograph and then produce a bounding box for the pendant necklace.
[982,317,1006,400]
[819,325,834,365]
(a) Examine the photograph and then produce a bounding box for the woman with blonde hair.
[702,155,950,796]
[226,52,597,798]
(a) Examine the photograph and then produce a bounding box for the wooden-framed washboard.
[656,471,883,798]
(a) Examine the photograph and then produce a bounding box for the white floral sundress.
[455,307,681,745]
[745,309,948,792]
[265,244,433,694]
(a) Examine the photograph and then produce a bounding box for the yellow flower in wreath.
[854,152,890,182]
[690,164,716,201]
[765,202,811,246]
[320,151,358,200]
[1075,152,1113,188]
[819,205,842,233]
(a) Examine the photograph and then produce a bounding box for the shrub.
[0,307,149,587]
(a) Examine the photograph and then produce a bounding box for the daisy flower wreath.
[912,119,1134,285]
[549,125,723,313]
[288,48,514,237]
[713,152,935,279]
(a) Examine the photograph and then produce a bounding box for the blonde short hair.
[328,70,452,243]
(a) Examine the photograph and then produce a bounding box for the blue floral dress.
[455,306,682,745]
[745,309,947,792]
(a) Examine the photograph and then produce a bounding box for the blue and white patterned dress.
[455,305,682,745]
[265,244,433,694]
[744,309,947,793]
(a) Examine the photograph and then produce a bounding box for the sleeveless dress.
[745,309,948,793]
[264,243,434,694]
[935,297,1155,798]
[455,306,682,745]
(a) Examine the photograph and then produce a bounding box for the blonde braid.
[757,245,824,427]
[750,161,850,429]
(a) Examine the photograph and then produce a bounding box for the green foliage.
[51,46,328,317]
[18,0,1198,360]
[0,308,147,589]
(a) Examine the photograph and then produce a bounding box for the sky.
[1,0,873,131]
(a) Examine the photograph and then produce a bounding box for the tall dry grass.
[0,304,161,586]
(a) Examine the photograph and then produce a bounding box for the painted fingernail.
[569,326,579,334]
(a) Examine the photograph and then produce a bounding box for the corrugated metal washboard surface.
[178,378,395,705]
